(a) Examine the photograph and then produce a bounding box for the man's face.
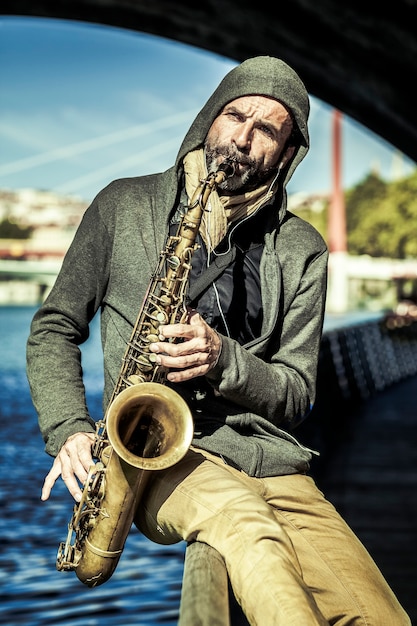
[205,95,295,193]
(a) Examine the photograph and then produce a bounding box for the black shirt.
[187,209,266,345]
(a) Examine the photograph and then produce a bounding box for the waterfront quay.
[308,316,417,625]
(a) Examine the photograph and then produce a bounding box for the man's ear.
[278,145,296,170]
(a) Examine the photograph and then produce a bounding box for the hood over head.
[176,56,310,191]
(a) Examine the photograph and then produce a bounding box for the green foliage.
[0,218,33,239]
[345,172,387,234]
[294,168,417,259]
[346,170,417,258]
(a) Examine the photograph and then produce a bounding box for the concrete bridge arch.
[3,0,417,164]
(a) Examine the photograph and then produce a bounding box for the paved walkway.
[310,373,417,624]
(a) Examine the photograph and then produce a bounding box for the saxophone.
[56,159,235,588]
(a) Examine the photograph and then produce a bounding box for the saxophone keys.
[167,255,180,270]
[136,354,156,371]
[127,374,147,385]
[156,301,170,315]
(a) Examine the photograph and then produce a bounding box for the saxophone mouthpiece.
[218,159,236,178]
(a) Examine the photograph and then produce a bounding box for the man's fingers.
[41,432,95,503]
[64,432,95,476]
[41,457,62,501]
[148,311,222,381]
[166,364,210,383]
[61,433,95,501]
[156,322,196,340]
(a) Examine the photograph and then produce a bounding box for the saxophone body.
[56,160,235,587]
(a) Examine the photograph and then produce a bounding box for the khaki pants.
[137,447,410,625]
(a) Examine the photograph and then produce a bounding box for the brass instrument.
[56,159,235,587]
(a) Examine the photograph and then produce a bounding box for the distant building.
[0,188,88,260]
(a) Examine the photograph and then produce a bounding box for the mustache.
[211,145,256,169]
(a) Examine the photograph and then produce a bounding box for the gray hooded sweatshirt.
[27,56,328,477]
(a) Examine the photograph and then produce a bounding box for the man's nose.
[233,124,252,151]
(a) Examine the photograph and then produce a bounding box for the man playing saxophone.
[27,56,410,625]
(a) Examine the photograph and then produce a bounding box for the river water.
[0,306,185,626]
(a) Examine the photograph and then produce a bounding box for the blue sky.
[1,16,415,203]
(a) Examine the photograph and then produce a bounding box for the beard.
[205,143,278,193]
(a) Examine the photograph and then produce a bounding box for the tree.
[347,171,417,258]
[0,218,33,239]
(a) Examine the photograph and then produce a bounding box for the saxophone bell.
[66,382,193,588]
[106,382,193,471]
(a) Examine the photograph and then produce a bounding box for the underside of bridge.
[3,0,417,164]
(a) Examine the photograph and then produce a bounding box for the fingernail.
[75,492,82,502]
